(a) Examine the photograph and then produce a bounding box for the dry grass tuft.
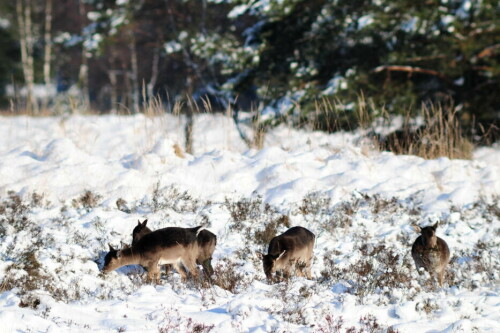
[375,106,474,159]
[173,143,185,158]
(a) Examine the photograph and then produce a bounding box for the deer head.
[413,222,438,248]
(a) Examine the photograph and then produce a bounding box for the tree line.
[0,0,498,137]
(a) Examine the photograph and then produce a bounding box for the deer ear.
[108,243,116,252]
[277,250,287,260]
[256,251,264,259]
[412,225,421,233]
[432,222,438,230]
[137,220,141,226]
[142,219,148,227]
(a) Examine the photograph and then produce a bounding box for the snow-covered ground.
[0,114,498,332]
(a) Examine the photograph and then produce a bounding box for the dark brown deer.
[132,219,217,275]
[258,226,315,282]
[411,222,450,287]
[102,225,203,283]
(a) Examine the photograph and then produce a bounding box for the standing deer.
[102,225,203,283]
[411,222,450,287]
[258,226,315,282]
[132,219,217,275]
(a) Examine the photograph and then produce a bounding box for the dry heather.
[0,188,498,331]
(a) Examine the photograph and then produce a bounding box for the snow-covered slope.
[0,114,498,332]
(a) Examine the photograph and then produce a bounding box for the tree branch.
[373,65,449,82]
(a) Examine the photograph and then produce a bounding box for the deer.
[411,222,450,287]
[257,226,315,282]
[132,219,217,276]
[102,225,203,283]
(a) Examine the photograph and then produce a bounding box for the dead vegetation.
[375,106,474,160]
[0,188,498,330]
[320,244,416,304]
[71,190,102,210]
[150,182,203,213]
[210,258,247,293]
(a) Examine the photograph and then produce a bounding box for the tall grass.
[309,96,475,160]
[2,91,483,160]
[401,106,473,159]
[366,104,474,160]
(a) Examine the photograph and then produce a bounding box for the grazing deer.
[132,219,217,275]
[257,226,315,282]
[102,225,203,283]
[411,222,450,287]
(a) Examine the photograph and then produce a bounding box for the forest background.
[0,0,498,143]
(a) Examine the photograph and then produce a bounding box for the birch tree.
[16,0,37,114]
[42,0,53,111]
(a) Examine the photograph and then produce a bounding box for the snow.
[0,114,499,332]
[5,84,58,99]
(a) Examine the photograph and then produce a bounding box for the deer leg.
[172,262,188,282]
[186,256,199,281]
[305,261,313,280]
[295,261,305,278]
[283,266,292,279]
[147,264,160,284]
[202,258,214,276]
[438,269,445,287]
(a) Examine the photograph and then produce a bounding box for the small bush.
[316,315,345,333]
[316,313,400,333]
[415,298,440,315]
[254,215,291,246]
[2,247,49,304]
[30,192,49,208]
[211,259,246,293]
[448,242,499,289]
[150,182,202,213]
[320,244,415,304]
[72,190,102,210]
[225,196,263,224]
[297,193,356,233]
[266,279,314,326]
[0,191,31,236]
[299,192,332,216]
[158,307,214,333]
[116,198,131,213]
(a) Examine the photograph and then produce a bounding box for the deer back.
[133,226,200,253]
[268,226,315,257]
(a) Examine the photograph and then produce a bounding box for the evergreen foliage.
[0,0,498,138]
[226,0,499,131]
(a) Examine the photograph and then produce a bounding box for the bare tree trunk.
[130,33,140,114]
[78,58,90,107]
[166,2,205,88]
[78,0,90,108]
[42,0,53,112]
[147,45,160,101]
[108,70,118,113]
[16,0,37,114]
[185,107,194,154]
[184,76,196,154]
[232,107,253,148]
[185,102,194,154]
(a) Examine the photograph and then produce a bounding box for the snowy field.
[0,114,498,332]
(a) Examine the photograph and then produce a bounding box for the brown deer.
[102,225,203,283]
[132,219,217,275]
[411,222,450,287]
[257,226,315,282]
